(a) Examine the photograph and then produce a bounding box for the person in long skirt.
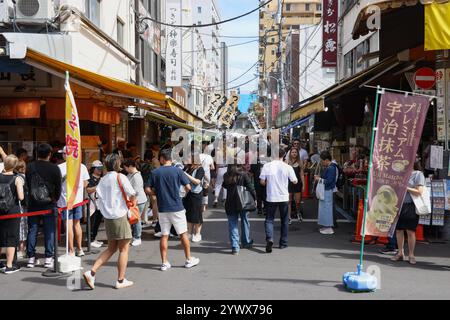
[314,151,337,235]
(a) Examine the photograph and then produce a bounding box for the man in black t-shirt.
[25,143,62,269]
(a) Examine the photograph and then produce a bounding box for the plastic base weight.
[343,268,377,293]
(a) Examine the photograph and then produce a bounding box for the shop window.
[85,0,101,27]
[117,18,124,47]
[344,51,353,78]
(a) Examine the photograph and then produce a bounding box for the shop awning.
[281,116,312,133]
[291,55,400,121]
[291,98,326,122]
[23,48,202,124]
[146,112,194,131]
[352,0,449,40]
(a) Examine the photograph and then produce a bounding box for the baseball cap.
[91,160,103,168]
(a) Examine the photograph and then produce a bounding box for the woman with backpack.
[0,155,25,274]
[222,164,256,255]
[183,163,205,241]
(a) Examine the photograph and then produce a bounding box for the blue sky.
[218,0,259,96]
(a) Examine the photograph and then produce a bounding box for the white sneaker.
[288,218,292,225]
[154,231,163,238]
[185,257,200,268]
[320,228,335,235]
[83,271,95,290]
[76,249,85,257]
[192,234,202,242]
[131,238,142,246]
[160,262,172,271]
[44,257,54,268]
[27,257,40,268]
[17,251,24,259]
[90,240,103,248]
[115,279,134,289]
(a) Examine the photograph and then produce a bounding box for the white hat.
[91,160,103,168]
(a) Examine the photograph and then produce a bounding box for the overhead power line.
[139,0,273,28]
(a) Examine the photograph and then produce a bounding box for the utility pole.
[277,0,284,127]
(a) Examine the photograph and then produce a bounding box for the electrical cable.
[182,39,258,54]
[139,0,273,28]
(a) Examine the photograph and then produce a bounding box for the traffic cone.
[302,173,311,199]
[351,198,373,243]
[376,237,389,245]
[416,224,427,243]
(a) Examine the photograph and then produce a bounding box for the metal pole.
[86,202,91,253]
[358,85,382,274]
[42,208,63,277]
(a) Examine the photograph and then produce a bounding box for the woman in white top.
[123,159,147,247]
[83,153,136,290]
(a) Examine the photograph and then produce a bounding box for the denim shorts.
[61,206,83,220]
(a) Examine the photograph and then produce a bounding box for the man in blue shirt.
[148,149,200,271]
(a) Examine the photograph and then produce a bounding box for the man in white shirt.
[260,147,298,253]
[57,148,90,257]
[199,141,215,213]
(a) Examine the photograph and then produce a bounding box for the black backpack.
[29,163,52,205]
[334,163,346,188]
[0,176,16,214]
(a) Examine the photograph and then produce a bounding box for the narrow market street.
[1,199,449,300]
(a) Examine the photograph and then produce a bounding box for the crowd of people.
[0,134,426,286]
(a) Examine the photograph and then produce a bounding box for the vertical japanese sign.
[365,92,430,237]
[65,72,81,210]
[435,69,446,141]
[165,0,181,87]
[204,93,227,123]
[271,94,280,122]
[322,0,338,67]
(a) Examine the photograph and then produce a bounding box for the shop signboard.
[436,69,446,142]
[165,0,182,87]
[322,0,337,67]
[430,145,444,169]
[365,92,430,237]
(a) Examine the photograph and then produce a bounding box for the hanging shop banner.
[322,0,338,67]
[365,92,430,237]
[204,93,227,123]
[165,0,182,87]
[218,93,240,128]
[65,75,82,210]
[424,2,450,51]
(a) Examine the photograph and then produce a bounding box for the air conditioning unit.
[0,0,14,24]
[14,0,55,22]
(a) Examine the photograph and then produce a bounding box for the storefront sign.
[165,0,182,87]
[430,145,444,169]
[0,67,51,88]
[204,93,227,123]
[436,68,446,142]
[322,0,338,67]
[365,92,430,237]
[271,95,280,122]
[0,99,40,119]
[218,93,240,128]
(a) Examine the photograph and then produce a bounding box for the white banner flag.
[165,0,182,87]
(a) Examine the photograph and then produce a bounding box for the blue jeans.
[27,209,56,258]
[227,211,252,252]
[265,201,289,247]
[132,203,146,240]
[387,235,398,250]
[60,206,83,220]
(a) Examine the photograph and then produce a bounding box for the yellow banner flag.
[425,3,450,51]
[65,72,81,210]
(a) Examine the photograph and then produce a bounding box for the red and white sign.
[414,67,436,90]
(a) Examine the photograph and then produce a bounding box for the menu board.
[430,180,445,226]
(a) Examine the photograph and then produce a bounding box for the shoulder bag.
[410,186,431,216]
[236,175,256,212]
[117,174,140,225]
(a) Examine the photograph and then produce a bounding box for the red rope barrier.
[0,199,89,220]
